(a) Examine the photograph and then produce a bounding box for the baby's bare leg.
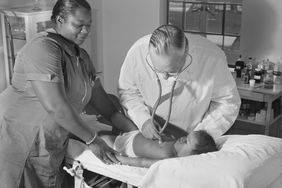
[115,154,159,168]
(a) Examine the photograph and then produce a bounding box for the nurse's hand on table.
[88,136,120,164]
[141,119,161,140]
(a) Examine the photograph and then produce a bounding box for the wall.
[99,0,167,94]
[0,0,30,8]
[241,0,282,63]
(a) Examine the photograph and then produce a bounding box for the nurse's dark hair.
[191,130,218,155]
[149,24,188,55]
[51,0,91,23]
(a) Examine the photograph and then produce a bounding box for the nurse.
[118,24,241,140]
[0,0,136,187]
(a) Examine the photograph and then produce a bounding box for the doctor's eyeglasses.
[145,51,192,79]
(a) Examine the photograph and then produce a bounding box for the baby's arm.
[115,154,160,168]
[100,132,176,167]
[133,133,176,159]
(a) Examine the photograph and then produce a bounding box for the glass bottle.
[246,57,254,79]
[242,67,250,84]
[263,70,274,89]
[235,55,245,78]
[254,68,262,83]
[273,71,281,84]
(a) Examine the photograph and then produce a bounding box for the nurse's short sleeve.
[22,37,64,83]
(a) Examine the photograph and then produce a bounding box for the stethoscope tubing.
[151,77,177,134]
[149,53,192,135]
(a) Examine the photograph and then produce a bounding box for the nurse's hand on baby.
[141,119,162,140]
[88,136,120,164]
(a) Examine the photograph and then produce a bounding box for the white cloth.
[113,130,139,157]
[66,139,147,186]
[118,33,241,138]
[139,134,282,188]
[66,134,282,188]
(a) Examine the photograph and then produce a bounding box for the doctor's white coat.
[118,33,241,138]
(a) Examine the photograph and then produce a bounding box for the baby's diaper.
[113,130,139,157]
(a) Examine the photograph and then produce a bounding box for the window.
[167,0,243,64]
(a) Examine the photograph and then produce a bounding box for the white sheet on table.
[139,135,282,188]
[67,115,282,188]
[66,139,148,186]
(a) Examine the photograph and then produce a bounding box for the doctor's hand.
[141,119,161,140]
[88,136,120,164]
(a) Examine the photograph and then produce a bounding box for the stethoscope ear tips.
[162,73,178,81]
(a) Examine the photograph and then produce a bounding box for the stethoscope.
[146,52,193,135]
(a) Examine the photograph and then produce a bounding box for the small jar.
[254,68,262,83]
[273,71,281,84]
[235,56,245,78]
[264,70,274,89]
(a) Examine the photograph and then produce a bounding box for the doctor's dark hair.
[149,24,188,55]
[51,0,91,23]
[191,130,218,155]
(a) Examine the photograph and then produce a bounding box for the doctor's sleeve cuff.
[194,99,240,138]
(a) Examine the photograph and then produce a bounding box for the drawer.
[238,89,264,101]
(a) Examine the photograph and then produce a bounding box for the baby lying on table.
[101,130,218,168]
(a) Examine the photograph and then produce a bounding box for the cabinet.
[234,78,282,137]
[1,6,53,86]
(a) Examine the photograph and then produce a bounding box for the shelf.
[2,6,53,16]
[270,115,281,125]
[8,33,26,40]
[236,117,265,126]
[237,115,281,126]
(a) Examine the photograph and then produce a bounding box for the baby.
[101,130,218,168]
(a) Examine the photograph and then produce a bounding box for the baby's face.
[173,132,198,157]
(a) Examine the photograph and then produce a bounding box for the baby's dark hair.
[191,130,218,155]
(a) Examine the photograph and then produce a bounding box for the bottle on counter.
[264,59,271,71]
[246,57,254,79]
[264,70,274,89]
[235,55,245,78]
[254,67,262,84]
[241,67,250,84]
[257,60,265,82]
[273,70,281,84]
[241,58,253,84]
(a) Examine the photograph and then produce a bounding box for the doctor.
[118,25,241,140]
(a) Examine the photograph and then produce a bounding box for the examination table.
[65,115,282,188]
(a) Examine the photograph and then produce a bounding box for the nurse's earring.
[57,16,63,24]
